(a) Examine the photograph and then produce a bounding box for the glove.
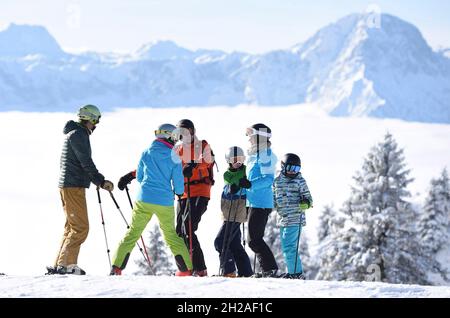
[239,178,252,189]
[183,162,198,178]
[118,171,136,191]
[176,194,183,201]
[300,198,312,210]
[230,184,240,194]
[101,180,114,192]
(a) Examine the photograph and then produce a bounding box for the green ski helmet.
[77,104,101,125]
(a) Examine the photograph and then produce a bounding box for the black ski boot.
[281,272,306,280]
[66,265,86,275]
[46,265,67,275]
[252,269,279,278]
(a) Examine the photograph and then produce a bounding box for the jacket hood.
[63,120,85,135]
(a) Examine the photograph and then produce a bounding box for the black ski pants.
[247,208,278,272]
[176,196,209,272]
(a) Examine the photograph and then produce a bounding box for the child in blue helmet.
[273,153,313,279]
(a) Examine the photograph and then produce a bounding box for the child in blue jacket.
[273,153,313,279]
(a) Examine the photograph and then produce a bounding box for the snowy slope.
[0,13,449,123]
[1,275,450,298]
[0,105,449,281]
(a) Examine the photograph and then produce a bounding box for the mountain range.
[0,13,449,123]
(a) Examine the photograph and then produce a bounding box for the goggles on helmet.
[246,127,272,138]
[227,156,246,164]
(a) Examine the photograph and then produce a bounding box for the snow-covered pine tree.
[299,235,317,279]
[315,205,351,281]
[264,212,284,272]
[317,132,428,284]
[417,168,450,282]
[418,169,450,253]
[135,224,175,276]
[317,205,336,242]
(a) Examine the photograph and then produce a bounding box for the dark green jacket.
[58,120,105,188]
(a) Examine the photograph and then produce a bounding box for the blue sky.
[0,0,449,53]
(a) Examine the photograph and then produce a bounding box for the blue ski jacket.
[246,148,277,209]
[136,139,184,206]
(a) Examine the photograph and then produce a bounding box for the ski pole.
[242,223,246,249]
[96,188,112,269]
[219,188,242,276]
[187,177,193,263]
[218,190,236,275]
[293,219,302,274]
[125,186,153,272]
[108,190,155,274]
[222,207,242,275]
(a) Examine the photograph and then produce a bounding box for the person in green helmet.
[47,105,114,275]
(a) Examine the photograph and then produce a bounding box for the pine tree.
[264,212,284,271]
[317,133,428,284]
[417,169,450,282]
[135,224,175,276]
[299,235,318,279]
[317,205,336,242]
[418,169,450,253]
[315,207,351,281]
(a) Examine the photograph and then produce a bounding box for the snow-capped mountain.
[0,23,66,59]
[0,13,449,123]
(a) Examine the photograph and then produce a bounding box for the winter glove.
[239,178,252,189]
[183,162,198,179]
[299,198,312,210]
[118,171,136,191]
[101,180,114,192]
[230,184,240,194]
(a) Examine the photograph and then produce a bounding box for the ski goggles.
[246,127,272,138]
[284,164,301,173]
[154,129,173,136]
[90,116,101,125]
[228,156,246,164]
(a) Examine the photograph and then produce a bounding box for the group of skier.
[47,104,313,279]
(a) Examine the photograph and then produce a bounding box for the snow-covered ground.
[1,275,450,298]
[0,105,449,289]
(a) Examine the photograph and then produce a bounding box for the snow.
[1,275,449,298]
[0,14,449,123]
[134,40,195,61]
